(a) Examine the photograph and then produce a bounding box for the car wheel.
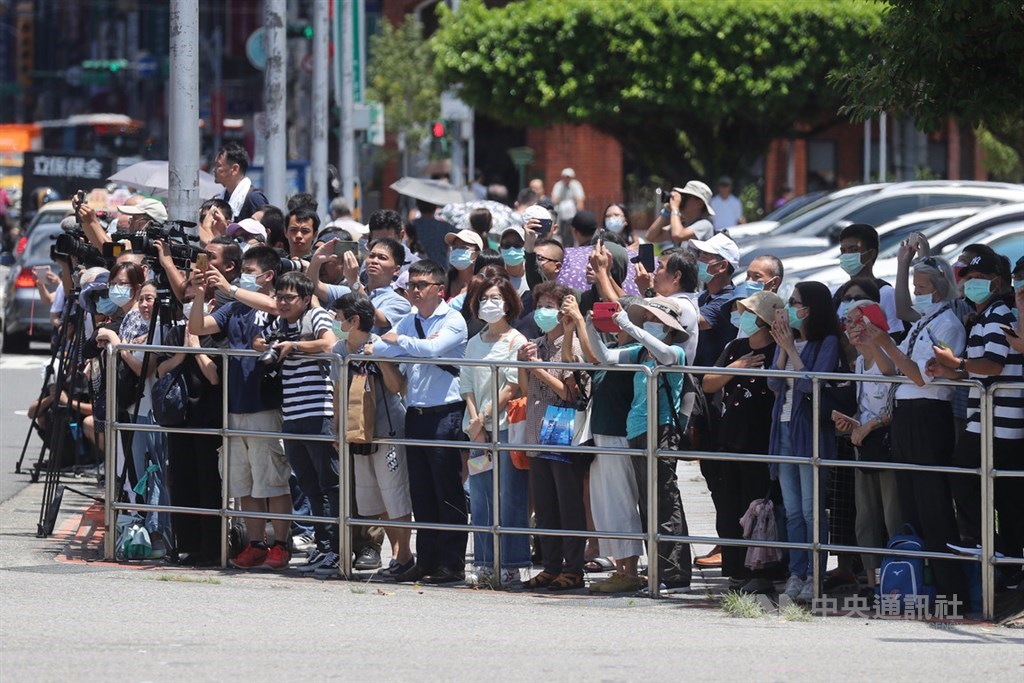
[2,323,30,354]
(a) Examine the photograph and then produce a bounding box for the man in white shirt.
[213,142,268,221]
[709,176,745,231]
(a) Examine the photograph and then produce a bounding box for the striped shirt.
[264,307,335,422]
[965,300,1024,440]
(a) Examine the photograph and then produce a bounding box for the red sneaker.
[230,544,268,569]
[261,544,292,570]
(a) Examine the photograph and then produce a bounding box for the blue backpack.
[877,524,935,611]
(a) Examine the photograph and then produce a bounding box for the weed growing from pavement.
[154,574,221,585]
[721,591,766,618]
[781,602,814,622]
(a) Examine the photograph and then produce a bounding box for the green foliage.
[720,591,766,618]
[977,124,1024,183]
[834,0,1024,131]
[433,0,882,179]
[367,16,440,155]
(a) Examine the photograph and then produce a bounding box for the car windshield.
[877,217,963,258]
[760,191,826,222]
[771,194,866,236]
[24,230,60,264]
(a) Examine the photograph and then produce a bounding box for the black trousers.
[629,427,692,587]
[167,432,223,560]
[530,455,588,575]
[404,403,468,573]
[716,459,775,579]
[891,399,966,602]
[950,430,1024,559]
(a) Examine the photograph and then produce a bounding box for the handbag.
[507,396,530,470]
[347,362,377,455]
[570,370,593,448]
[821,351,858,419]
[151,367,189,427]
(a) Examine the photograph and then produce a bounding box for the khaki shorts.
[354,443,412,519]
[220,410,292,499]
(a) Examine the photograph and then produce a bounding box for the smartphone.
[631,243,655,272]
[592,302,621,334]
[925,325,951,349]
[831,410,861,427]
[853,302,888,331]
[32,265,51,277]
[1000,323,1019,339]
[535,218,553,234]
[196,253,209,272]
[332,240,359,258]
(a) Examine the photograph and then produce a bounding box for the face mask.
[787,306,804,330]
[1013,279,1024,292]
[839,252,864,275]
[534,307,560,333]
[697,261,715,284]
[239,273,261,292]
[730,310,742,330]
[605,216,625,233]
[745,280,765,294]
[500,247,525,267]
[912,293,936,315]
[643,322,668,340]
[837,300,853,320]
[739,311,762,337]
[478,299,506,324]
[239,241,251,254]
[332,319,349,342]
[182,301,194,318]
[108,284,132,307]
[963,278,992,304]
[96,296,119,316]
[449,248,474,270]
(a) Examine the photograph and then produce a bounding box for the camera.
[51,230,107,268]
[258,332,288,368]
[105,220,202,270]
[277,257,306,274]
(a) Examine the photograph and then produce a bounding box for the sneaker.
[313,552,341,578]
[590,572,643,594]
[353,546,382,571]
[230,543,268,569]
[499,568,521,587]
[379,557,416,579]
[797,580,815,603]
[291,533,316,553]
[823,570,860,593]
[296,549,329,573]
[784,574,804,600]
[465,566,494,587]
[634,581,691,597]
[261,544,291,570]
[740,578,776,595]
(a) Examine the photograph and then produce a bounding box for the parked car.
[736,182,1024,266]
[2,223,63,353]
[727,185,887,243]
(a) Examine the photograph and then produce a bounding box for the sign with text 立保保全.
[22,151,115,200]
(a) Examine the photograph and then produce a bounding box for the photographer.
[253,272,338,573]
[189,246,296,570]
[198,198,232,246]
[76,195,168,250]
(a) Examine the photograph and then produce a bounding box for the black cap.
[960,252,1000,277]
[571,210,598,237]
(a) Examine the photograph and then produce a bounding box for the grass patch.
[154,574,221,585]
[780,602,814,622]
[721,591,766,618]
[350,587,367,594]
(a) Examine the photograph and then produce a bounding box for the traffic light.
[432,120,447,139]
[16,14,33,87]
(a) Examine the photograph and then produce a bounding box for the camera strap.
[413,317,459,377]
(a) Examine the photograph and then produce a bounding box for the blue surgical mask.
[107,284,132,307]
[534,307,560,333]
[500,247,525,267]
[96,296,119,316]
[449,248,474,270]
[839,252,864,275]
[963,278,992,304]
[239,273,261,291]
[744,280,765,294]
[605,216,626,233]
[837,300,853,320]
[697,261,714,284]
[643,322,668,340]
[332,320,348,342]
[787,305,804,329]
[730,310,742,330]
[912,293,936,316]
[1013,279,1024,292]
[739,311,762,337]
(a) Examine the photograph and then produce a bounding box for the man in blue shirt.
[373,260,469,583]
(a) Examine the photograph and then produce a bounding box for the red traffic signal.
[431,120,446,138]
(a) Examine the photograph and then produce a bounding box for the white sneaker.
[784,574,804,600]
[464,566,493,587]
[499,568,521,586]
[313,552,341,578]
[292,533,316,553]
[296,549,328,573]
[797,580,815,603]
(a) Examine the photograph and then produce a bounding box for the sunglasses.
[407,281,443,292]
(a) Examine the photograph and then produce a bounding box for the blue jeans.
[283,416,340,554]
[468,431,531,568]
[777,422,827,580]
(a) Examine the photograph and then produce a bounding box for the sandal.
[583,557,614,573]
[547,572,584,591]
[522,570,558,590]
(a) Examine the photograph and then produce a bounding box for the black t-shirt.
[159,324,224,428]
[713,337,777,454]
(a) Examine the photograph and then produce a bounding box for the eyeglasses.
[535,254,562,265]
[478,296,504,304]
[275,293,300,303]
[407,281,443,292]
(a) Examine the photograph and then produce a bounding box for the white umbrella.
[390,177,472,207]
[108,160,224,200]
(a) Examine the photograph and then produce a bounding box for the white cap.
[689,233,740,269]
[524,204,553,222]
[227,218,267,240]
[561,168,575,178]
[320,217,369,240]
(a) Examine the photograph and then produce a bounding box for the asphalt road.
[0,346,54,503]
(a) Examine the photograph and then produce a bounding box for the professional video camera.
[105,220,203,270]
[51,229,107,268]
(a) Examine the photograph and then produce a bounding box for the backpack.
[877,524,935,611]
[152,367,189,427]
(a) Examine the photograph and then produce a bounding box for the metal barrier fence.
[101,342,1024,620]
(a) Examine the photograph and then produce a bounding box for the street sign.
[246,28,266,71]
[137,54,158,78]
[367,101,385,146]
[65,66,83,87]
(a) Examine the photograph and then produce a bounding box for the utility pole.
[340,0,355,208]
[264,0,288,207]
[167,0,200,223]
[311,0,329,219]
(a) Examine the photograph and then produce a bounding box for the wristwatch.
[957,357,967,373]
[645,287,656,298]
[671,210,682,217]
[229,284,238,298]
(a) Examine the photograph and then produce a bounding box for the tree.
[367,16,441,174]
[433,0,883,181]
[833,0,1024,133]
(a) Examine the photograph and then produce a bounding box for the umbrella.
[390,176,471,207]
[439,199,523,233]
[556,246,641,297]
[108,160,224,200]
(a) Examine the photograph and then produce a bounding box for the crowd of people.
[33,143,1024,608]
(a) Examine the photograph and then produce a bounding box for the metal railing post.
[811,376,821,602]
[979,384,995,621]
[491,363,502,580]
[220,351,230,568]
[103,346,117,560]
[645,365,659,597]
[339,355,352,578]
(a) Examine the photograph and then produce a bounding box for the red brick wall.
[526,123,624,212]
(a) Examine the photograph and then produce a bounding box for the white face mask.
[605,216,626,233]
[478,299,506,324]
[912,293,936,315]
[643,321,668,341]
